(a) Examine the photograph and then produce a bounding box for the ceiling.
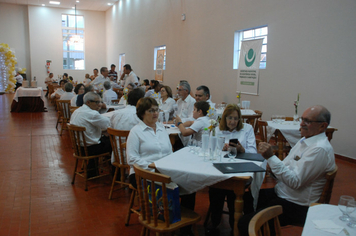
[0,0,117,11]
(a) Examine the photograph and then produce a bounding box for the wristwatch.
[177,122,182,127]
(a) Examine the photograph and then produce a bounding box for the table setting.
[302,196,356,236]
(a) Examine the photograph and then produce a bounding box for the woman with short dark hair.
[126,97,172,188]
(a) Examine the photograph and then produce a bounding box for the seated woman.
[126,97,172,188]
[83,73,91,86]
[159,85,175,121]
[71,83,85,107]
[207,103,257,234]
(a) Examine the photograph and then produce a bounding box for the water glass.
[164,112,170,123]
[194,141,201,155]
[217,136,225,157]
[339,195,355,221]
[159,112,164,124]
[347,200,356,228]
[228,147,237,162]
[188,139,195,153]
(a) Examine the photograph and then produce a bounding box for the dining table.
[11,87,45,112]
[148,147,267,236]
[302,204,356,236]
[267,121,338,160]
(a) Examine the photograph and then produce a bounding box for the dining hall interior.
[1,0,356,235]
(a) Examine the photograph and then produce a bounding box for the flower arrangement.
[208,119,218,136]
[294,93,300,114]
[207,106,215,118]
[123,87,129,100]
[0,43,17,93]
[236,91,241,107]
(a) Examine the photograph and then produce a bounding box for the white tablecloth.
[13,87,44,102]
[302,204,356,236]
[267,121,301,147]
[154,147,266,207]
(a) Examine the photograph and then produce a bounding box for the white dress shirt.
[215,123,257,153]
[126,121,172,175]
[15,74,23,84]
[91,74,110,91]
[123,71,139,88]
[71,95,78,107]
[110,105,141,163]
[267,132,335,206]
[176,94,196,122]
[59,92,75,100]
[189,116,211,142]
[83,78,91,86]
[102,89,118,104]
[70,104,111,146]
[51,88,64,99]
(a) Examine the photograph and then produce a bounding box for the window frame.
[153,45,166,70]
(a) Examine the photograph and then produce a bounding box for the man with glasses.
[238,105,336,236]
[70,92,112,177]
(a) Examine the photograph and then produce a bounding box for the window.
[154,45,166,70]
[119,53,125,76]
[62,14,85,70]
[233,26,268,69]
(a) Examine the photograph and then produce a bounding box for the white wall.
[28,6,107,87]
[0,3,31,77]
[106,0,356,159]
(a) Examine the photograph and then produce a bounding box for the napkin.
[312,220,344,234]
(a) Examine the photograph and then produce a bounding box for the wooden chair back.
[248,205,283,236]
[70,106,79,115]
[67,124,89,157]
[243,113,262,135]
[318,165,338,204]
[134,163,173,228]
[56,100,71,135]
[257,120,268,143]
[107,128,130,165]
[325,128,337,142]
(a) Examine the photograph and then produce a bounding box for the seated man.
[70,92,112,177]
[102,81,118,104]
[91,67,110,92]
[110,88,145,163]
[238,105,335,236]
[51,79,67,99]
[176,81,196,122]
[59,82,75,100]
[195,85,217,119]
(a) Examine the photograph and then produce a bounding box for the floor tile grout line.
[28,113,33,236]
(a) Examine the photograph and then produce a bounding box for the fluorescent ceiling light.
[49,1,60,5]
[107,3,112,5]
[76,1,79,2]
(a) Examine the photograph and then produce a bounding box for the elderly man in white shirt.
[102,81,118,104]
[110,88,145,163]
[238,105,335,236]
[59,82,75,100]
[120,64,139,88]
[91,67,110,92]
[176,81,196,122]
[70,92,112,177]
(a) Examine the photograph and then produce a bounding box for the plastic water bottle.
[202,128,210,158]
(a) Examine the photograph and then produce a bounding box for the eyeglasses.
[226,116,240,121]
[147,108,159,113]
[300,117,324,125]
[89,100,102,104]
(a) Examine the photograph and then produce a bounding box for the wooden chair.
[325,128,337,142]
[69,106,79,115]
[56,100,71,136]
[285,117,294,121]
[107,128,130,199]
[318,165,338,204]
[67,124,111,191]
[133,164,201,235]
[248,205,283,236]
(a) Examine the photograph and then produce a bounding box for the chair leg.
[203,206,211,228]
[108,167,119,200]
[60,121,65,136]
[56,115,61,129]
[140,227,146,236]
[71,159,78,185]
[125,189,136,226]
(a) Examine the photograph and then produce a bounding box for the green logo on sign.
[244,49,256,67]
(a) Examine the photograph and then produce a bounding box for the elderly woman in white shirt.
[207,103,257,234]
[159,85,175,121]
[126,97,172,188]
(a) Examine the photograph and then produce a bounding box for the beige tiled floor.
[0,93,355,236]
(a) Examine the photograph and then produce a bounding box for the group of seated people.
[64,74,335,235]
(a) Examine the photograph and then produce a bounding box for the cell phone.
[229,138,238,146]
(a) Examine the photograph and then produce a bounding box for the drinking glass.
[194,141,201,155]
[164,112,170,123]
[271,115,277,123]
[159,112,164,124]
[217,137,225,156]
[210,136,217,160]
[188,139,195,153]
[347,200,356,228]
[339,195,355,221]
[228,147,237,162]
